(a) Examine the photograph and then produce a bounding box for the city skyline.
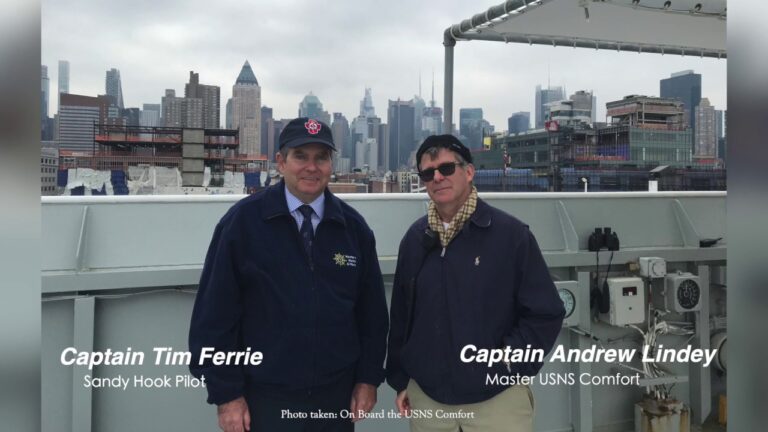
[42,0,727,131]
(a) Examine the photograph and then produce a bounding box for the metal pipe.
[443,30,456,134]
[444,0,725,59]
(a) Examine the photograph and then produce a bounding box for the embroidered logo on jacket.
[333,253,357,267]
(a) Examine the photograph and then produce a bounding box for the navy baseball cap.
[278,117,336,151]
[416,134,473,168]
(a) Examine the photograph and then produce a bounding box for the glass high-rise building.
[41,65,49,119]
[260,106,274,159]
[387,100,415,170]
[105,68,124,109]
[58,60,70,110]
[459,108,483,150]
[660,70,701,143]
[331,112,350,164]
[360,88,375,118]
[298,92,331,125]
[140,104,161,127]
[535,85,564,129]
[508,112,530,135]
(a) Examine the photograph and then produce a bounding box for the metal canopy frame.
[442,0,727,131]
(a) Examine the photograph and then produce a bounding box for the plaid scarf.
[427,186,478,248]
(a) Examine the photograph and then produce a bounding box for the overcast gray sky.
[42,0,727,130]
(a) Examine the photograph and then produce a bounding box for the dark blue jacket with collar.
[386,198,565,405]
[189,180,388,405]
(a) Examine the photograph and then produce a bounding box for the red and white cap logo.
[304,119,322,135]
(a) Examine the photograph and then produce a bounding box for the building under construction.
[598,95,693,166]
[59,124,268,189]
[485,95,723,191]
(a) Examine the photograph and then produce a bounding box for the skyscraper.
[298,92,331,125]
[185,71,221,129]
[535,85,565,128]
[459,108,483,150]
[331,113,350,161]
[41,65,55,140]
[349,116,366,168]
[96,94,124,127]
[349,88,385,170]
[231,61,261,155]
[413,95,426,142]
[140,103,161,127]
[507,112,530,135]
[57,93,100,153]
[183,98,203,129]
[660,70,701,143]
[225,99,233,129]
[105,68,124,109]
[360,88,375,118]
[387,99,415,170]
[261,106,274,159]
[123,108,140,126]
[378,123,389,172]
[41,65,49,120]
[162,89,182,127]
[715,109,724,139]
[354,116,382,171]
[422,78,443,136]
[160,90,201,128]
[58,60,70,109]
[694,98,716,158]
[718,110,727,162]
[354,139,378,172]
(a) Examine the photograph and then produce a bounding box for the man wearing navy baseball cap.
[190,117,388,432]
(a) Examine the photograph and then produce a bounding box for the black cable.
[596,250,600,290]
[597,251,615,314]
[591,250,601,315]
[596,250,614,314]
[603,250,615,288]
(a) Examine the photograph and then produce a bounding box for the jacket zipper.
[310,222,319,392]
[292,216,317,390]
[440,245,457,398]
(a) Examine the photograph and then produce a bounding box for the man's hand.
[349,383,377,423]
[395,390,411,417]
[217,396,250,432]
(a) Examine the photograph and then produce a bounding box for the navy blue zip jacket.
[386,198,564,405]
[189,180,388,405]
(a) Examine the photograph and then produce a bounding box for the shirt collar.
[262,179,345,227]
[285,185,325,220]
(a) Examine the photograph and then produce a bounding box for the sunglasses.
[418,162,463,182]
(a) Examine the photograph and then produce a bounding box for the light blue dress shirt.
[284,186,324,233]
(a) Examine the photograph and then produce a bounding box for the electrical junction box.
[639,257,667,278]
[555,281,579,327]
[600,277,645,326]
[660,272,702,312]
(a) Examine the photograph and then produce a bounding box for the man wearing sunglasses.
[386,135,564,432]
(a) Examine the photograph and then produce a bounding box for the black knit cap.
[416,134,473,169]
[278,117,336,151]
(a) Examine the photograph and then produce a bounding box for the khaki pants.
[406,380,534,432]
